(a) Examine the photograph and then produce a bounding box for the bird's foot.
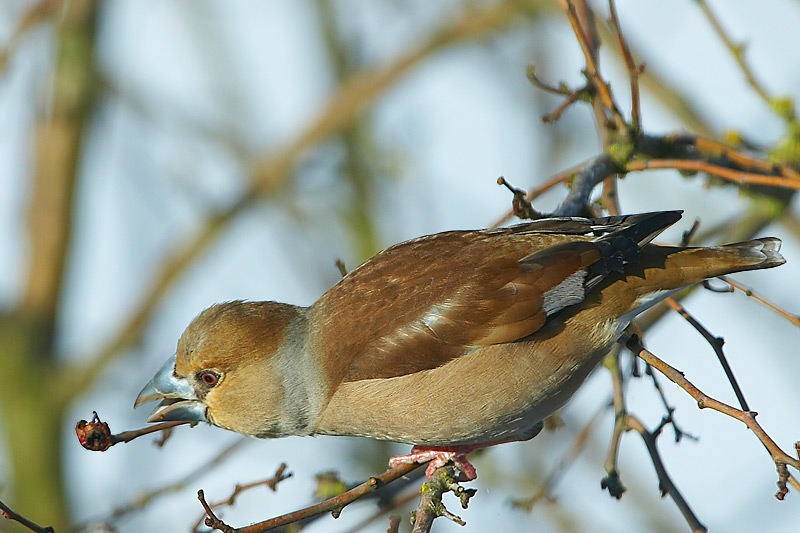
[389,445,479,481]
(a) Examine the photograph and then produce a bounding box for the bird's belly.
[315,316,622,446]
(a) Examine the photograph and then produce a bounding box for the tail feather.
[723,238,786,271]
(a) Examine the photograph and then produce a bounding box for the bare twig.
[200,462,424,532]
[514,404,606,510]
[497,177,543,220]
[559,0,627,133]
[410,465,476,533]
[625,415,707,533]
[75,411,191,451]
[601,349,627,498]
[489,166,577,227]
[193,464,291,532]
[664,297,750,411]
[643,364,697,444]
[625,158,800,190]
[607,0,641,132]
[0,498,54,533]
[695,0,779,114]
[621,334,800,500]
[718,276,800,329]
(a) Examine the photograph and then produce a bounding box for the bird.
[135,211,785,480]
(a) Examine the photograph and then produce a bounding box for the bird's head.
[135,301,309,438]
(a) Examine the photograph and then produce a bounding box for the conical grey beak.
[145,398,208,423]
[135,354,207,423]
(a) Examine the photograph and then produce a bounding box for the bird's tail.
[604,237,785,331]
[658,237,785,282]
[610,237,785,311]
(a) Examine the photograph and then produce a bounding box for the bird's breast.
[314,311,623,446]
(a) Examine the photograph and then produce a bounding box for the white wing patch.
[542,270,587,316]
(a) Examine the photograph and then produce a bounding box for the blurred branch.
[695,0,778,116]
[314,0,382,261]
[0,498,54,533]
[0,0,58,77]
[70,438,250,531]
[22,0,98,329]
[0,2,100,528]
[514,404,605,510]
[59,0,537,403]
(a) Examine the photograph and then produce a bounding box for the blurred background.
[1,0,798,531]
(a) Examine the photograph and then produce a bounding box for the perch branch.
[200,462,424,532]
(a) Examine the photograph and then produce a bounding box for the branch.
[0,0,58,76]
[75,411,191,451]
[601,348,627,498]
[410,465,476,533]
[695,0,785,117]
[625,158,800,190]
[664,297,750,411]
[0,498,54,533]
[199,462,424,532]
[559,0,628,134]
[192,464,291,532]
[625,415,707,533]
[607,0,641,132]
[621,334,800,500]
[717,276,800,329]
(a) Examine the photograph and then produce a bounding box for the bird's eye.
[198,371,219,387]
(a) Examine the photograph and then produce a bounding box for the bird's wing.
[311,211,681,382]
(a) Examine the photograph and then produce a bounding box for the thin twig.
[514,404,606,510]
[200,462,424,532]
[718,276,800,328]
[601,348,627,498]
[607,0,641,132]
[664,297,750,411]
[695,0,776,112]
[625,415,707,533]
[489,166,578,227]
[621,334,800,500]
[193,464,292,532]
[643,364,697,444]
[75,411,191,451]
[626,158,800,190]
[0,498,54,533]
[559,0,628,133]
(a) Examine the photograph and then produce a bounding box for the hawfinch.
[135,211,784,479]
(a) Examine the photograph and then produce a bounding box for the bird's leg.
[389,445,483,481]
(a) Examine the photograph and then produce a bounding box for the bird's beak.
[134,354,207,423]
